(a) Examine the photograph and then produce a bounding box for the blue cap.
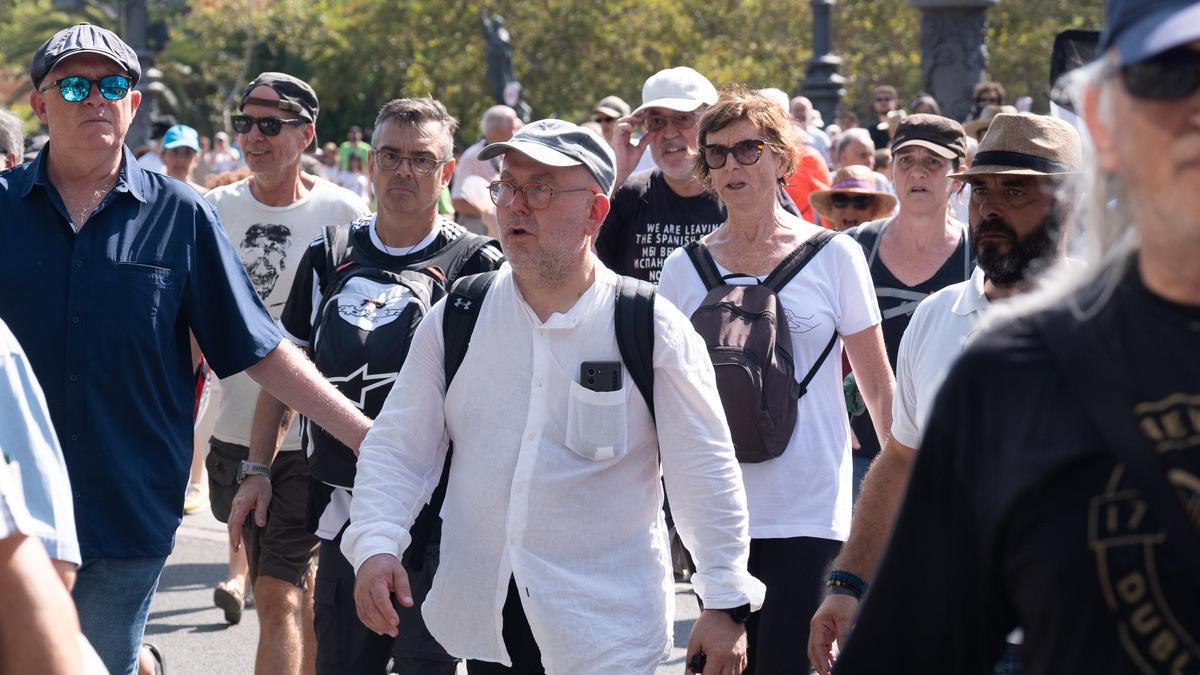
[479,119,617,196]
[30,23,141,89]
[162,125,200,153]
[1099,0,1200,65]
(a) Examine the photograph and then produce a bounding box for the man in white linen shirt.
[344,119,765,674]
[807,112,1081,674]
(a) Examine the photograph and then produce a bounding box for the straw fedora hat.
[950,113,1082,178]
[963,104,1018,140]
[809,165,898,222]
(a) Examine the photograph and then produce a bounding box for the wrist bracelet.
[826,570,869,600]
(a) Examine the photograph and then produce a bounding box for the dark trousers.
[745,536,841,675]
[314,528,457,675]
[465,578,545,675]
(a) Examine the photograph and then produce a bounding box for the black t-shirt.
[280,218,504,345]
[845,219,973,456]
[596,168,800,282]
[835,260,1200,675]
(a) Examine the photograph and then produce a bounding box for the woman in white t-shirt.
[657,88,894,674]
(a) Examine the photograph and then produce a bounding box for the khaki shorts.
[207,439,318,588]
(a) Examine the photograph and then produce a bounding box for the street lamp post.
[908,0,999,121]
[801,0,845,126]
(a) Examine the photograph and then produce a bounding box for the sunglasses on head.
[40,74,131,102]
[231,114,309,136]
[1121,45,1200,100]
[831,194,875,210]
[644,112,699,132]
[702,139,773,169]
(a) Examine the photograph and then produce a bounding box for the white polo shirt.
[891,266,990,448]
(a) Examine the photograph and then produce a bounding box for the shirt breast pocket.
[565,380,629,461]
[116,262,182,331]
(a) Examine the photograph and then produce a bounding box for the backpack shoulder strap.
[322,224,352,289]
[1033,312,1200,570]
[684,240,724,291]
[615,275,656,421]
[763,229,837,293]
[442,271,498,389]
[798,332,839,397]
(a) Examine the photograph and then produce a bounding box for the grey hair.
[480,105,516,136]
[980,59,1135,329]
[0,108,24,159]
[372,97,458,158]
[833,128,873,160]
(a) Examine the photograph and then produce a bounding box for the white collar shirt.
[891,266,990,448]
[343,260,764,673]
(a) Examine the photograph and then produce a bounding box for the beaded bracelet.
[826,570,869,600]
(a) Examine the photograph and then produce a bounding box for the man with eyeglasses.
[831,2,1200,673]
[600,67,799,282]
[0,25,374,675]
[204,71,369,673]
[868,85,898,150]
[246,96,502,675]
[344,119,764,674]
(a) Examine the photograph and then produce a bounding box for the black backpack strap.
[799,332,839,397]
[763,229,837,293]
[1035,314,1200,570]
[615,276,656,420]
[322,224,352,289]
[442,271,498,388]
[684,240,724,291]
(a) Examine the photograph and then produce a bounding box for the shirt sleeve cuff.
[691,568,767,612]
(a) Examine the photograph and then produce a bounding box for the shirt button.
[71,315,80,324]
[74,259,83,268]
[525,432,535,442]
[73,491,81,499]
[70,434,79,442]
[514,484,524,494]
[510,536,518,545]
[68,374,78,382]
[534,377,543,388]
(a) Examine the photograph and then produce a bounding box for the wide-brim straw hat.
[963,104,1018,139]
[950,112,1082,178]
[809,165,898,221]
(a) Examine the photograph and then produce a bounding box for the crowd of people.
[0,1,1197,674]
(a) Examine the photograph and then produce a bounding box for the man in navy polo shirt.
[0,24,373,675]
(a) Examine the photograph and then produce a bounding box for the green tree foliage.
[0,0,1102,145]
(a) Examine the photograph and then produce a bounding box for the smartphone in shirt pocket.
[565,361,629,461]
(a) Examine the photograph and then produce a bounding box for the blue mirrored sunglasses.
[41,75,131,102]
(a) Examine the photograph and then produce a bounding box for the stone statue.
[481,9,515,106]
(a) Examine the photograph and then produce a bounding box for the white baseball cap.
[632,67,718,115]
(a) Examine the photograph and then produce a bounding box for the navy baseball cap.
[240,72,319,123]
[479,119,617,196]
[30,23,141,89]
[1099,0,1200,66]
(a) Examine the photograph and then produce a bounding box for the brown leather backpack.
[684,230,838,463]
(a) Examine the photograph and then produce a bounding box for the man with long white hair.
[830,2,1200,673]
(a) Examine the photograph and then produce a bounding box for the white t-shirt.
[657,233,880,540]
[205,177,370,450]
[891,267,990,449]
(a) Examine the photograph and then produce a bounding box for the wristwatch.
[718,603,752,624]
[236,460,271,483]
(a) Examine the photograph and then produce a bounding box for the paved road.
[146,508,699,674]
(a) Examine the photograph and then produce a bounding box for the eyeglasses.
[230,114,309,136]
[644,112,699,132]
[40,74,131,102]
[373,149,447,176]
[701,139,774,169]
[831,194,875,210]
[1120,45,1200,100]
[594,115,615,124]
[488,180,596,210]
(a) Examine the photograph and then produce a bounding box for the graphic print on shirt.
[238,223,292,300]
[782,308,820,334]
[1089,392,1200,673]
[634,221,720,281]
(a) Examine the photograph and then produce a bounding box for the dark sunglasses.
[702,139,773,169]
[231,114,309,136]
[831,194,875,210]
[1121,45,1200,100]
[40,74,131,102]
